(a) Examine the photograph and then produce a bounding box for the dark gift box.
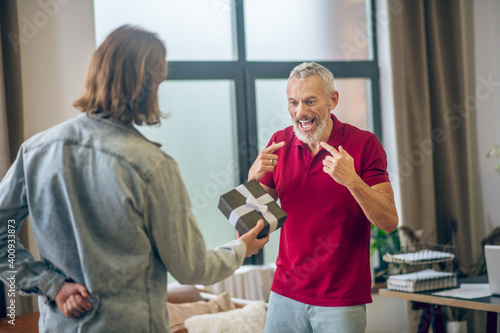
[218,180,287,239]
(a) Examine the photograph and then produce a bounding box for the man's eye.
[308,100,316,105]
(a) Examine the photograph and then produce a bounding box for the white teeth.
[299,120,313,129]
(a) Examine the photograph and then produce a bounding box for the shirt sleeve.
[144,157,246,286]
[0,147,66,301]
[360,135,391,187]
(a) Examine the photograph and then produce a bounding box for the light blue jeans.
[265,292,367,333]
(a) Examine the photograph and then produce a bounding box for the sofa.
[0,284,267,333]
[167,284,267,333]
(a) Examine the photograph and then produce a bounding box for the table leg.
[413,302,431,333]
[431,304,445,333]
[486,311,498,333]
[412,302,445,333]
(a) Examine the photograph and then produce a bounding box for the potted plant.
[370,225,401,283]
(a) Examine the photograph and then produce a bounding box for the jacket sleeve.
[0,147,66,300]
[144,158,246,286]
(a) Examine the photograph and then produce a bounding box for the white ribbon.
[228,184,279,233]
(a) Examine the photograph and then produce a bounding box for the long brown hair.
[74,25,167,125]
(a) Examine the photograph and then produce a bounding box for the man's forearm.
[346,180,398,233]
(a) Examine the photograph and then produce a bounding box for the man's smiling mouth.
[298,119,315,130]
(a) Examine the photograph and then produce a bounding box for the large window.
[94,0,381,264]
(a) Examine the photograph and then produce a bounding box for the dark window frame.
[166,0,381,264]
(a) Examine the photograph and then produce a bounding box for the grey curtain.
[389,0,485,330]
[0,7,8,320]
[389,0,483,271]
[0,7,12,178]
[1,0,38,316]
[0,2,23,174]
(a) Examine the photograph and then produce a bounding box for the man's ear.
[329,90,339,110]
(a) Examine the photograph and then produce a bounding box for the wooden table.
[0,312,39,333]
[379,287,500,332]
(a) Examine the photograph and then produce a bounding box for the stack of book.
[383,249,455,266]
[387,269,457,292]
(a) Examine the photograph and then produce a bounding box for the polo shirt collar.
[292,113,344,150]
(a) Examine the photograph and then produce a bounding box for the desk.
[379,288,500,332]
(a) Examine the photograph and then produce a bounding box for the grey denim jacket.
[0,114,245,332]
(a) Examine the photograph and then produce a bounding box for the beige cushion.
[184,301,267,333]
[167,292,236,333]
[167,284,204,304]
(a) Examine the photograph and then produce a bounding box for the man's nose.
[297,102,308,118]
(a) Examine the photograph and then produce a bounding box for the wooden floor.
[0,312,39,333]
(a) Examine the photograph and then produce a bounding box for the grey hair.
[288,62,335,96]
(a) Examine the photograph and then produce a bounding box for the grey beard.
[293,117,327,145]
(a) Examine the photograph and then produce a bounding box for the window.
[94,0,381,265]
[139,81,239,249]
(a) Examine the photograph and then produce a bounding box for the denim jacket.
[0,114,245,332]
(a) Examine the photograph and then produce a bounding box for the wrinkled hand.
[320,142,360,187]
[237,219,270,257]
[248,142,286,181]
[54,282,93,318]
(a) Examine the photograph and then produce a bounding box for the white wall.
[473,0,500,234]
[17,0,95,139]
[371,0,410,331]
[376,0,402,226]
[366,295,408,333]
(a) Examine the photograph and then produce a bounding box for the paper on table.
[432,283,492,299]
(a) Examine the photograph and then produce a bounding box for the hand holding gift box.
[218,180,287,239]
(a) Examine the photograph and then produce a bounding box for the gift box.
[218,180,287,239]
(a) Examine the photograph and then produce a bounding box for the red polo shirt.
[260,114,390,307]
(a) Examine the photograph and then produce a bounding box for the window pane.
[94,0,236,61]
[255,80,291,151]
[335,78,372,131]
[137,80,239,249]
[255,78,372,152]
[245,0,371,61]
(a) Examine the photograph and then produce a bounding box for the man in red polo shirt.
[249,62,398,333]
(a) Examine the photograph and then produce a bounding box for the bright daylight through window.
[94,0,380,265]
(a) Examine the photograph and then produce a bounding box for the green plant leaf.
[486,145,500,158]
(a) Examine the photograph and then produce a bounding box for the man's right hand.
[248,141,286,181]
[237,219,270,257]
[55,282,93,318]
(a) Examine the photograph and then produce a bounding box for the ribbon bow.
[245,196,269,215]
[228,184,279,234]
